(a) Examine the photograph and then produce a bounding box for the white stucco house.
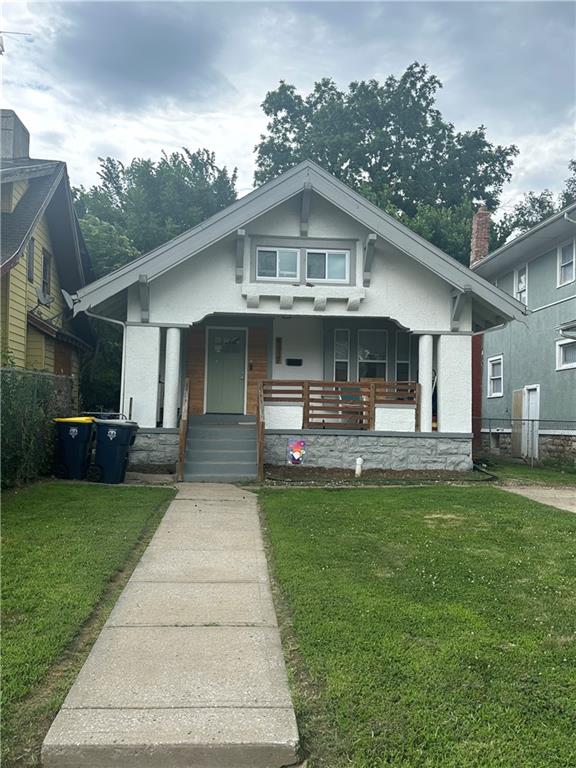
[68,161,526,480]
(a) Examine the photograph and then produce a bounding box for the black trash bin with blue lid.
[53,417,94,480]
[93,419,139,484]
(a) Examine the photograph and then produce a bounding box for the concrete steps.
[184,420,258,482]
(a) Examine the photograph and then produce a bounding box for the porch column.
[163,327,182,428]
[418,334,433,432]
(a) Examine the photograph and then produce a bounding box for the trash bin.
[53,417,95,480]
[93,419,139,484]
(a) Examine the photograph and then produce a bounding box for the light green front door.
[206,328,246,413]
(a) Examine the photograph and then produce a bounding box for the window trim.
[41,248,52,296]
[487,354,504,398]
[305,249,350,284]
[357,329,388,380]
[514,264,528,305]
[556,338,576,371]
[255,246,300,282]
[27,237,35,283]
[333,328,350,381]
[556,239,575,288]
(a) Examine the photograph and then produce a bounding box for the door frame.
[203,326,248,414]
[521,384,540,460]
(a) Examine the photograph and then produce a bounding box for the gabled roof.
[0,157,94,288]
[472,201,576,280]
[70,160,527,326]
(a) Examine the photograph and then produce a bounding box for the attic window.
[306,250,349,282]
[42,249,51,296]
[256,248,299,281]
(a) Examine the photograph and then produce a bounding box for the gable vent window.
[27,237,35,282]
[256,248,299,281]
[306,250,349,282]
[558,241,575,287]
[42,249,52,296]
[487,355,504,398]
[514,265,527,305]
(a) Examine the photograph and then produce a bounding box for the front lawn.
[1,481,175,766]
[261,487,576,768]
[489,459,576,487]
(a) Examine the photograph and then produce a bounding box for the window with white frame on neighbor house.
[487,355,503,397]
[557,241,575,287]
[256,248,299,280]
[515,265,527,304]
[556,338,576,370]
[306,250,349,282]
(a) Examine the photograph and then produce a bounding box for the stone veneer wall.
[264,430,473,471]
[480,432,576,465]
[128,428,179,472]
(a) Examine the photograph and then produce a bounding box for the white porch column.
[418,334,433,432]
[163,327,182,428]
[121,326,161,427]
[437,334,472,433]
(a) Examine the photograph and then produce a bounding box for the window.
[41,249,51,295]
[27,238,35,282]
[358,330,387,379]
[556,339,576,370]
[396,331,411,381]
[557,241,575,287]
[334,329,350,381]
[256,248,299,280]
[306,250,349,282]
[514,264,527,305]
[487,355,503,397]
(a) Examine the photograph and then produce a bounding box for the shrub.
[1,369,77,487]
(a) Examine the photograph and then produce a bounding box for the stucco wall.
[437,334,472,433]
[122,325,161,427]
[374,406,416,432]
[272,317,324,380]
[264,431,472,471]
[264,404,303,430]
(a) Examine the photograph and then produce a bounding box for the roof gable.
[71,160,526,326]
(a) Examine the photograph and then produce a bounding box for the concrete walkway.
[42,484,300,768]
[501,484,576,514]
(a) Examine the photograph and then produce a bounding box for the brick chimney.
[1,110,30,160]
[470,206,490,267]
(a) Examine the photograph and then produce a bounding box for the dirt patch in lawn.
[262,465,487,486]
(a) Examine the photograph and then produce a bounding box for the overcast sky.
[2,1,575,209]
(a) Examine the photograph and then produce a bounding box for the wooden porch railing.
[262,379,420,430]
[256,381,265,481]
[176,377,190,482]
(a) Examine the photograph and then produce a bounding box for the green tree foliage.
[75,148,237,254]
[255,63,519,225]
[495,160,576,243]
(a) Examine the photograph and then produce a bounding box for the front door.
[205,328,246,413]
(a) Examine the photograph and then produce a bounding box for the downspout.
[84,308,129,417]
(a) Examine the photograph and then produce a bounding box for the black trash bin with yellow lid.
[93,419,139,484]
[53,417,94,480]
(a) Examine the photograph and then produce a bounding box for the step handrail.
[177,377,191,482]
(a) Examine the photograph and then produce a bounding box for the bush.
[1,369,77,487]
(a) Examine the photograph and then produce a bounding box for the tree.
[495,160,576,243]
[75,148,238,255]
[255,63,518,221]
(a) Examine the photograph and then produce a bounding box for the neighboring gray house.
[471,203,576,462]
[67,161,525,480]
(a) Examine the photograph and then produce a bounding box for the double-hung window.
[556,339,576,370]
[358,330,387,379]
[256,248,299,281]
[334,329,350,381]
[514,265,527,305]
[487,355,503,398]
[306,250,349,282]
[557,241,575,287]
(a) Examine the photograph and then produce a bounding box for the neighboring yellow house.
[0,110,93,379]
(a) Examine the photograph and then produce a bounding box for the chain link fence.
[473,417,576,466]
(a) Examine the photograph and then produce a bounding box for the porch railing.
[262,379,420,430]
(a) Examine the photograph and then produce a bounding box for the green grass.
[489,459,576,487]
[261,487,576,768]
[1,481,175,765]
